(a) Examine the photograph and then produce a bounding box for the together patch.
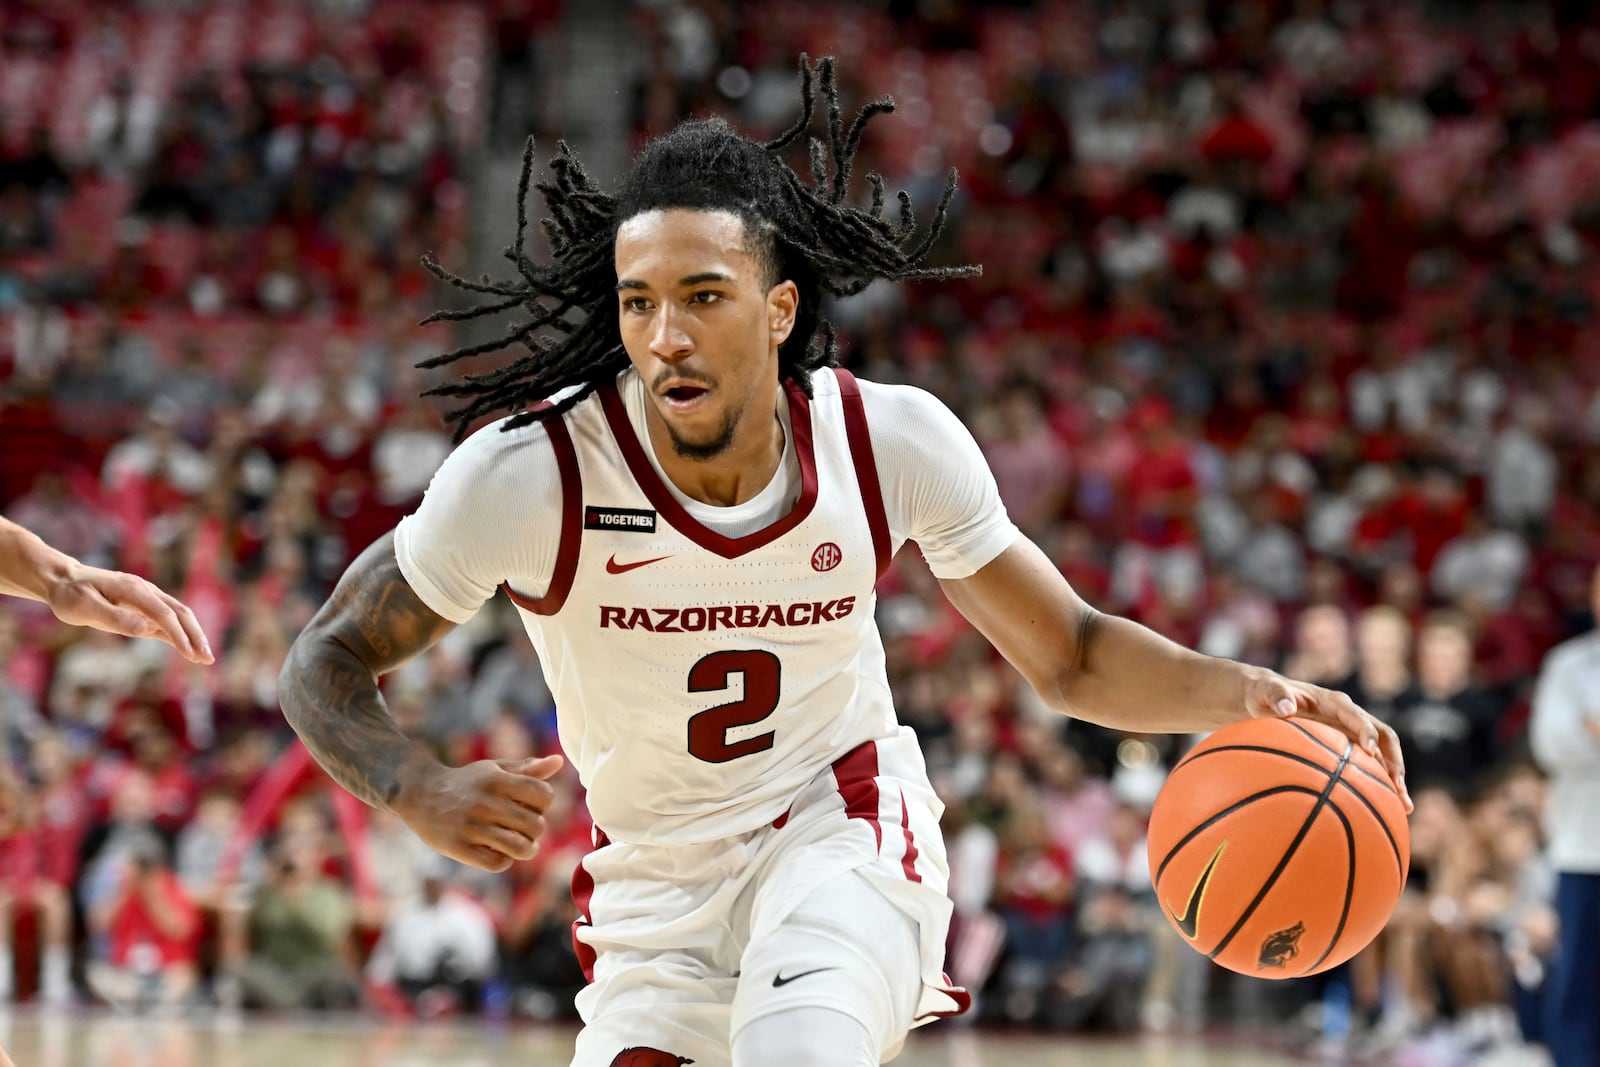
[585,506,657,532]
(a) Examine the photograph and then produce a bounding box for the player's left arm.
[937,538,1411,811]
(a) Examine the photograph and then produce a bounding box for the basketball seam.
[1153,785,1324,887]
[1170,743,1405,879]
[1205,740,1353,962]
[1298,801,1357,976]
[1280,718,1391,790]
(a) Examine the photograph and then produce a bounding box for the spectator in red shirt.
[132,728,199,833]
[0,767,73,1004]
[1120,402,1199,537]
[992,803,1077,1023]
[1046,522,1111,607]
[1112,401,1203,610]
[979,385,1073,540]
[1393,464,1473,577]
[104,668,188,755]
[1198,79,1276,167]
[1471,584,1563,692]
[85,831,200,1011]
[28,733,91,890]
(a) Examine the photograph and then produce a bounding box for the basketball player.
[279,58,1409,1067]
[0,515,212,664]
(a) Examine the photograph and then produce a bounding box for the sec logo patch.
[811,542,842,572]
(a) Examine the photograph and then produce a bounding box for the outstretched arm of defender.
[940,536,1412,812]
[279,532,564,871]
[0,516,212,664]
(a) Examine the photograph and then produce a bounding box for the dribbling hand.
[1245,672,1412,813]
[393,754,566,872]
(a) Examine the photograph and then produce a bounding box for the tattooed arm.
[279,532,564,871]
[278,532,447,807]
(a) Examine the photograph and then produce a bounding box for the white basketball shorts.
[567,731,971,1067]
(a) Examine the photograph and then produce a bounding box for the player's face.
[615,208,797,460]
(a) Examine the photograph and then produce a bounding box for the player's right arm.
[279,415,567,872]
[279,531,562,872]
[277,530,454,812]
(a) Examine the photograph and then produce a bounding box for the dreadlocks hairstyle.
[419,55,981,442]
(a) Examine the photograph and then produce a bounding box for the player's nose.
[648,305,694,361]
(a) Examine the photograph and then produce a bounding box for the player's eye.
[689,291,722,305]
[622,297,653,313]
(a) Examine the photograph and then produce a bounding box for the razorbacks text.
[599,598,857,633]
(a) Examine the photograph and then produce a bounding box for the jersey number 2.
[686,650,781,764]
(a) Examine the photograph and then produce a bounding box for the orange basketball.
[1146,716,1410,978]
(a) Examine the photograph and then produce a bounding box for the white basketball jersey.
[506,367,913,845]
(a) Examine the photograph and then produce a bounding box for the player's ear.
[767,279,798,346]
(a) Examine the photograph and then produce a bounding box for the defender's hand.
[1245,672,1412,813]
[392,754,566,872]
[46,563,213,664]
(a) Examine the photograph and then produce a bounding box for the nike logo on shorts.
[771,966,838,988]
[606,553,673,574]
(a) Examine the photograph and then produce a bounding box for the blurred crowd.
[634,1,1600,1054]
[1,0,1599,1062]
[0,0,591,1026]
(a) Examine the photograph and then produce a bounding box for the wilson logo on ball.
[811,543,842,572]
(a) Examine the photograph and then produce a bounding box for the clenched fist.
[391,754,567,872]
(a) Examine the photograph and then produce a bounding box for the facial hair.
[666,406,740,460]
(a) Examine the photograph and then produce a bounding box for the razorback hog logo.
[610,1050,694,1067]
[1258,920,1305,969]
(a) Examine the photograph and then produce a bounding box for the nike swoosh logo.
[1168,841,1227,941]
[772,966,837,988]
[605,553,673,575]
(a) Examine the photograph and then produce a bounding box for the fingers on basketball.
[1148,716,1410,979]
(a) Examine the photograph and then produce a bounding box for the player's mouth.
[659,381,712,412]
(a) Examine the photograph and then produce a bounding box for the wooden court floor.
[0,1008,1309,1067]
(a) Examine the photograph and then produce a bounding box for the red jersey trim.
[502,414,581,615]
[832,740,882,852]
[898,789,922,884]
[569,826,609,984]
[835,741,968,1018]
[834,369,891,579]
[596,375,818,560]
[915,978,974,1021]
